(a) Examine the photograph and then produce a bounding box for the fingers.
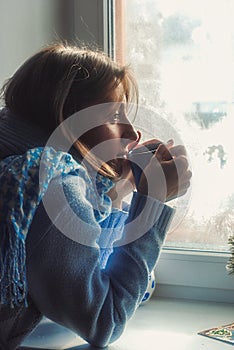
[138,138,162,147]
[172,156,191,184]
[174,154,189,170]
[130,134,192,201]
[154,141,187,162]
[161,153,192,201]
[173,156,192,195]
[169,144,187,157]
[155,143,173,161]
[166,139,174,147]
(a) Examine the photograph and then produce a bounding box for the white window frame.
[73,0,113,55]
[72,0,234,303]
[156,249,234,303]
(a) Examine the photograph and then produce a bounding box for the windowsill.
[154,248,234,303]
[20,297,234,349]
[113,297,234,350]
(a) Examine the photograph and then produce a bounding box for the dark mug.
[127,142,162,187]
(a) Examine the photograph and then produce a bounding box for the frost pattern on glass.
[124,0,234,251]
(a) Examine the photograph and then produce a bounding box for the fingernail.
[167,139,174,145]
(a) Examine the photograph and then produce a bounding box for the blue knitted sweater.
[0,109,174,349]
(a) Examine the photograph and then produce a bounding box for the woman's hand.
[137,141,192,202]
[108,135,192,207]
[107,159,135,209]
[109,138,162,207]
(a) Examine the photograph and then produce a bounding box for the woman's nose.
[121,118,139,142]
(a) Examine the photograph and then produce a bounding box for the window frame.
[156,249,234,303]
[73,0,234,303]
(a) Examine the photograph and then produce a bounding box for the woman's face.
[79,87,139,179]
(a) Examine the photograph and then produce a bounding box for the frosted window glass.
[121,0,234,251]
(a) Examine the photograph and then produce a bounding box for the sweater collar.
[0,108,50,160]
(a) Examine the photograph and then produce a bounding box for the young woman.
[0,43,191,349]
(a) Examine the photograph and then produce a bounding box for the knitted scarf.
[0,147,114,308]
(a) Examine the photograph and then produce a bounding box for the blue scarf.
[0,147,114,307]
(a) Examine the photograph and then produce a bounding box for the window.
[109,0,234,302]
[113,0,234,253]
[1,0,233,302]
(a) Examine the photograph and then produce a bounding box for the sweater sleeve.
[26,173,174,348]
[98,207,128,269]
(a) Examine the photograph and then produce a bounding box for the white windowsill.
[154,249,234,303]
[21,297,234,349]
[113,297,234,350]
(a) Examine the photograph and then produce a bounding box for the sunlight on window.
[117,0,234,251]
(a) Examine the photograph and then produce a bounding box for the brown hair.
[1,43,139,177]
[2,43,138,129]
